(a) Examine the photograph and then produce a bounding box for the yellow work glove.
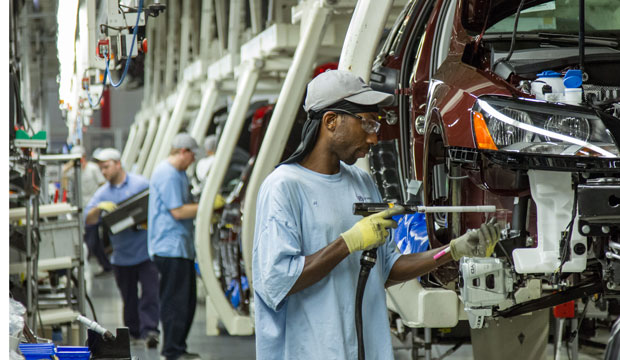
[214,193,226,210]
[97,201,117,213]
[450,218,500,261]
[341,205,405,253]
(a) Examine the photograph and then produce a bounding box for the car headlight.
[472,96,620,158]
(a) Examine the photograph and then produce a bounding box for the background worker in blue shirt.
[148,133,202,360]
[85,148,160,348]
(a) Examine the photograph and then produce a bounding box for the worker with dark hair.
[148,133,202,360]
[85,148,160,348]
[252,70,501,359]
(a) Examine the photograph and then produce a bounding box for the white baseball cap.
[93,148,121,162]
[303,70,394,112]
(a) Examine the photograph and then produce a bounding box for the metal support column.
[153,82,192,167]
[151,9,165,104]
[199,0,215,64]
[26,193,33,330]
[190,79,219,147]
[124,119,147,171]
[121,122,138,164]
[249,0,264,35]
[164,0,179,92]
[178,0,192,80]
[195,60,261,335]
[241,2,332,286]
[73,158,86,344]
[135,115,159,175]
[554,318,565,360]
[214,0,228,57]
[570,318,579,359]
[143,110,170,178]
[142,12,154,107]
[228,0,243,67]
[424,328,432,360]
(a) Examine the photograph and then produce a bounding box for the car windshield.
[486,0,620,34]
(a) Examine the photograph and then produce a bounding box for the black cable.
[70,274,98,322]
[568,297,590,343]
[497,240,516,272]
[10,62,33,134]
[356,249,377,360]
[559,183,579,274]
[85,292,98,323]
[493,0,527,70]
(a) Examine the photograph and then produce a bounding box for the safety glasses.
[324,108,381,134]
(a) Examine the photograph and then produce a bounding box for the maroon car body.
[370,0,620,302]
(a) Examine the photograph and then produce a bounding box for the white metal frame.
[134,114,159,174]
[195,60,261,335]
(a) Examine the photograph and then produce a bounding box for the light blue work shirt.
[85,173,150,266]
[148,161,195,259]
[253,162,401,360]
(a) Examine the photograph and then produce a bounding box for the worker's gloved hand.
[97,201,117,213]
[214,193,226,210]
[449,218,500,261]
[341,205,405,253]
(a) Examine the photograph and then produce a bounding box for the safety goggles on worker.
[323,108,381,134]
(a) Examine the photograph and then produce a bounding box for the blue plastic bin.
[56,346,91,359]
[18,343,55,360]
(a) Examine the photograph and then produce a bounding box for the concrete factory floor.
[86,258,608,360]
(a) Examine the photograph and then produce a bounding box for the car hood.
[463,0,548,33]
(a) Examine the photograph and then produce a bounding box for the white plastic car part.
[512,170,587,274]
[386,279,459,328]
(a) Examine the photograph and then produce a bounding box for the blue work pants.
[153,256,197,359]
[112,260,160,338]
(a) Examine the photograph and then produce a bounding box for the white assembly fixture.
[121,122,138,165]
[512,170,587,273]
[190,79,219,148]
[195,60,261,336]
[142,108,170,178]
[134,115,159,175]
[152,82,192,167]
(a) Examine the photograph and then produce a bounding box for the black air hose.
[355,248,377,360]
